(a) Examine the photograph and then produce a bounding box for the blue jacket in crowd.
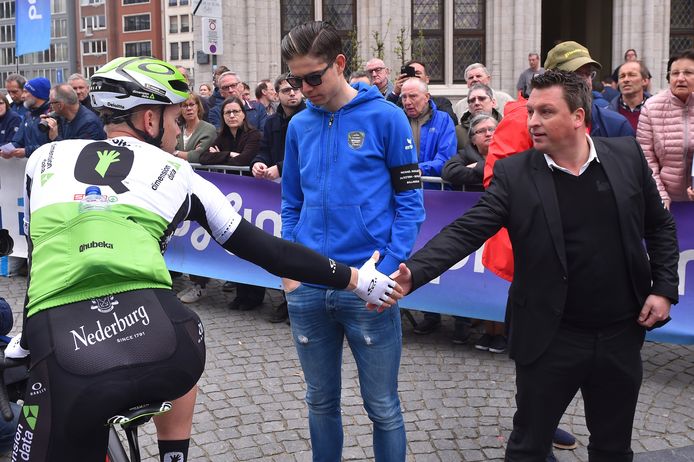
[9,102,27,120]
[282,83,425,276]
[0,110,21,144]
[416,100,457,178]
[54,105,106,141]
[590,100,635,138]
[12,101,50,157]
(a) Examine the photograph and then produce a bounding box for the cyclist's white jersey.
[23,136,242,316]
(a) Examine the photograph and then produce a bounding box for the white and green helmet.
[90,56,189,111]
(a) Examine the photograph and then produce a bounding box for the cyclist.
[9,56,401,462]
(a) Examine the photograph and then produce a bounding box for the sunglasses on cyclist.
[287,58,336,89]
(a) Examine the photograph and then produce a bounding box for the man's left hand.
[265,165,280,180]
[638,294,671,328]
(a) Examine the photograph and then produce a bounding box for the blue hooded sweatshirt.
[281,83,425,276]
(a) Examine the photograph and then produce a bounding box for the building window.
[170,42,179,61]
[84,66,99,78]
[410,0,484,84]
[170,16,178,33]
[169,0,178,5]
[52,18,68,38]
[123,0,150,4]
[280,0,315,71]
[124,41,152,57]
[322,0,356,69]
[81,15,107,31]
[51,0,66,14]
[180,15,190,33]
[124,14,151,32]
[82,39,107,55]
[411,0,444,83]
[0,1,16,19]
[181,41,191,60]
[452,0,484,83]
[81,0,105,5]
[671,0,694,55]
[181,0,189,4]
[0,24,14,43]
[0,47,15,66]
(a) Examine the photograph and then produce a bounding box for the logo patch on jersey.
[23,405,39,431]
[40,173,53,186]
[95,149,122,178]
[347,131,365,149]
[74,142,135,194]
[90,295,119,314]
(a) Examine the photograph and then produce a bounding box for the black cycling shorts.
[12,288,205,462]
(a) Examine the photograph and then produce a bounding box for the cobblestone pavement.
[1,275,693,461]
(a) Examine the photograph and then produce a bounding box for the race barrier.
[165,169,694,345]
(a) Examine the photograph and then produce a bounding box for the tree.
[346,28,364,73]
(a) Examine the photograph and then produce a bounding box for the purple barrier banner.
[165,172,694,344]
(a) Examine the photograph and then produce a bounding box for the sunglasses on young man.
[287,57,336,89]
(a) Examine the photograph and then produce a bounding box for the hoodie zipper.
[322,113,335,256]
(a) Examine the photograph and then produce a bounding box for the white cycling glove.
[5,334,29,359]
[352,257,396,306]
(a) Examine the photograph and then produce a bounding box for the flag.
[15,0,51,57]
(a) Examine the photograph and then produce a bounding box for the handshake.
[349,251,408,311]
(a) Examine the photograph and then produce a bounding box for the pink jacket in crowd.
[637,89,694,203]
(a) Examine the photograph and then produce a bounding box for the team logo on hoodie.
[347,131,365,149]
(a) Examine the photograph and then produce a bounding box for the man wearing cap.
[6,77,51,158]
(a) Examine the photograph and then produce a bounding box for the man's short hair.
[242,82,250,92]
[6,73,26,89]
[219,71,239,81]
[53,83,79,105]
[468,83,494,101]
[255,79,272,99]
[349,70,371,83]
[281,21,342,64]
[214,66,230,77]
[530,70,592,126]
[402,78,428,93]
[274,73,290,93]
[464,63,489,79]
[67,73,88,84]
[528,53,540,59]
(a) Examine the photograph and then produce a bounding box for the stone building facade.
[192,0,685,100]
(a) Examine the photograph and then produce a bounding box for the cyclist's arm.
[186,173,354,289]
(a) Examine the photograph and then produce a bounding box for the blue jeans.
[286,285,406,462]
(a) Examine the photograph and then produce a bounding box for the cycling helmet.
[90,56,189,111]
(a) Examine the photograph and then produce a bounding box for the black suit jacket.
[407,136,679,365]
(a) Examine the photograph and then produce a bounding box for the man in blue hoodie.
[280,21,425,462]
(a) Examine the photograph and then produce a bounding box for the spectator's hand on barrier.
[687,187,694,201]
[638,294,671,328]
[352,251,402,311]
[252,162,267,178]
[209,145,220,153]
[229,151,240,158]
[265,165,280,181]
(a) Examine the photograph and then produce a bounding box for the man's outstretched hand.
[365,262,412,312]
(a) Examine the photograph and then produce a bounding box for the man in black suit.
[389,70,679,461]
